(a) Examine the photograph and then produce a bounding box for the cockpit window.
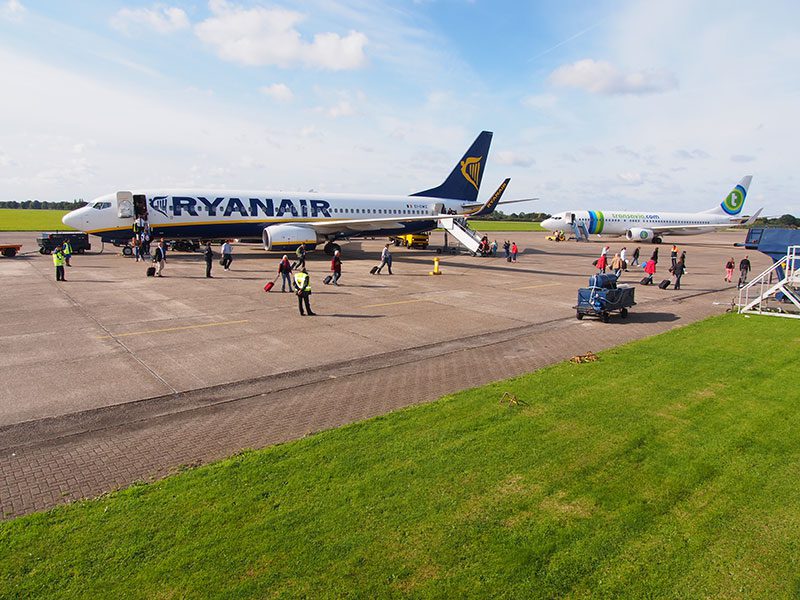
[92,202,112,210]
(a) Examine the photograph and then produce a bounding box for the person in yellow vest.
[62,239,73,266]
[53,245,66,281]
[293,267,315,316]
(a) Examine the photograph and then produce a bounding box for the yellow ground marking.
[513,282,561,291]
[95,319,250,339]
[362,298,427,309]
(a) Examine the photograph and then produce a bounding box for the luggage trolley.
[575,274,636,323]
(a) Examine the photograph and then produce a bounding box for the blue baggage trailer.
[575,274,636,322]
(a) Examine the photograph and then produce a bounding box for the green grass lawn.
[470,220,544,231]
[0,209,74,231]
[2,314,800,598]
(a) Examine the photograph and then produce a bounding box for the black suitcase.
[323,275,333,285]
[507,256,512,263]
[146,266,156,277]
[658,279,671,289]
[370,266,379,275]
[640,276,650,285]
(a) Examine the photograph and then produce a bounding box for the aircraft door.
[433,203,445,215]
[116,191,134,218]
[565,211,575,225]
[133,194,148,219]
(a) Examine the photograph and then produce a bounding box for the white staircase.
[738,245,800,319]
[572,222,590,242]
[438,217,483,253]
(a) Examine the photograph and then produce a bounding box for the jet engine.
[263,224,318,251]
[626,228,655,242]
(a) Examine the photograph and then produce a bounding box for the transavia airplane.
[541,176,761,244]
[62,131,529,255]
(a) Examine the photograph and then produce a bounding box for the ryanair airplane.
[62,131,523,254]
[541,176,760,244]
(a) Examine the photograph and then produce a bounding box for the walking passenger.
[610,253,624,278]
[642,258,656,285]
[632,246,640,267]
[738,255,751,288]
[724,257,735,283]
[511,242,518,263]
[619,246,627,270]
[293,268,315,316]
[672,259,685,290]
[491,240,498,256]
[651,247,659,264]
[503,240,510,259]
[376,244,393,274]
[221,240,233,271]
[329,250,342,285]
[670,244,679,269]
[203,242,214,278]
[153,240,166,277]
[278,255,293,292]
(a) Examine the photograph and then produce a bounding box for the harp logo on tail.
[460,156,482,191]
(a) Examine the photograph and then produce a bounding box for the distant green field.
[470,220,544,231]
[2,314,800,598]
[0,209,74,231]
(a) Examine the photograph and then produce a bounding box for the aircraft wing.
[649,212,761,233]
[304,214,440,235]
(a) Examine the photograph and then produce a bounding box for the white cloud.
[674,148,710,160]
[195,0,368,70]
[549,59,678,95]
[495,150,535,168]
[317,100,354,119]
[1,0,25,21]
[617,172,644,185]
[110,5,190,35]
[731,154,756,163]
[259,83,294,102]
[521,93,558,110]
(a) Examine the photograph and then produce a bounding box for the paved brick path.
[0,289,731,519]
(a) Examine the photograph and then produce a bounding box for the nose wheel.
[323,242,341,256]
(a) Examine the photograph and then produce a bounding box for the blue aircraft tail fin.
[411,131,493,202]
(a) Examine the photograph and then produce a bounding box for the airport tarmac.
[0,229,767,517]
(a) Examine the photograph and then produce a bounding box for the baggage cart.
[574,274,636,322]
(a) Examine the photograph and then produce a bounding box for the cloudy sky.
[0,0,798,214]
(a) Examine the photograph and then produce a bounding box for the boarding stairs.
[571,222,590,242]
[438,216,483,254]
[738,245,800,319]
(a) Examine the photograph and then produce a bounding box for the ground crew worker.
[293,268,315,316]
[53,245,66,281]
[62,239,73,266]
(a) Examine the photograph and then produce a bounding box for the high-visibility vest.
[53,251,65,266]
[62,241,72,255]
[294,272,310,291]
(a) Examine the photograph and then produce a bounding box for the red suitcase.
[263,281,275,292]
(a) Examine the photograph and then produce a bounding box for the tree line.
[751,214,800,228]
[0,200,87,210]
[479,210,552,222]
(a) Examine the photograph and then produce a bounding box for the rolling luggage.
[507,256,512,263]
[658,279,671,290]
[323,275,333,285]
[640,276,650,285]
[370,266,379,275]
[146,266,156,277]
[263,275,279,292]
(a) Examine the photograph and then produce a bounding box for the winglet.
[466,178,510,217]
[743,207,763,226]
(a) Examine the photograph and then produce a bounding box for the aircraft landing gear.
[323,242,341,256]
[652,236,663,244]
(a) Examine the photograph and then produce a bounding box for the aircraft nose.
[62,209,80,230]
